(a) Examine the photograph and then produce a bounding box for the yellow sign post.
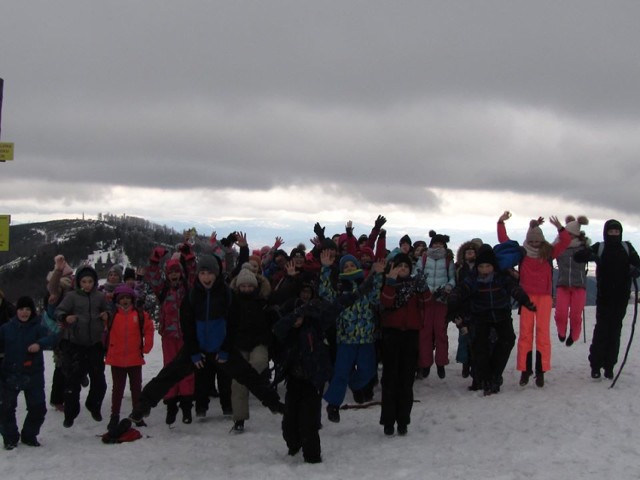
[0,142,14,161]
[0,215,10,251]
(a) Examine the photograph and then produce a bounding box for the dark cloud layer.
[2,1,640,216]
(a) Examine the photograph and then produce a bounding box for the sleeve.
[551,228,572,259]
[497,221,510,243]
[142,312,155,354]
[318,266,337,302]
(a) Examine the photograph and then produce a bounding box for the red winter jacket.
[380,281,430,330]
[105,306,155,367]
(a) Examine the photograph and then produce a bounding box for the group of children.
[1,213,638,463]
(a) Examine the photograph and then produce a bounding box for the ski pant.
[59,340,107,422]
[323,343,376,407]
[194,355,231,414]
[161,336,194,400]
[418,299,449,368]
[110,366,142,417]
[554,286,586,342]
[589,298,629,370]
[282,376,322,463]
[0,374,47,444]
[380,328,418,429]
[231,344,269,422]
[133,347,280,415]
[517,294,552,372]
[472,320,516,386]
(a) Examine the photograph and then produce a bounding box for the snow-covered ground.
[3,305,640,480]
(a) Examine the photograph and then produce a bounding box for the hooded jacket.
[55,266,110,346]
[0,312,57,378]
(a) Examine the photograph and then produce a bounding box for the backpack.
[596,241,630,259]
[493,240,524,271]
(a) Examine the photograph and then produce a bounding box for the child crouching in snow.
[104,285,154,431]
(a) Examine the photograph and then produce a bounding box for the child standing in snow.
[0,297,57,449]
[497,212,570,387]
[448,245,536,396]
[55,266,110,427]
[379,253,430,436]
[104,285,154,430]
[554,216,590,347]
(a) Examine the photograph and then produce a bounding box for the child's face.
[395,263,411,278]
[198,270,216,288]
[292,256,304,268]
[79,277,95,292]
[431,242,444,250]
[477,263,495,276]
[342,260,358,274]
[400,243,411,254]
[413,246,425,258]
[168,271,182,283]
[17,307,32,322]
[464,249,476,263]
[238,284,256,294]
[607,228,621,236]
[528,240,542,248]
[249,260,260,272]
[299,288,313,303]
[107,271,120,283]
[117,294,133,309]
[360,253,372,264]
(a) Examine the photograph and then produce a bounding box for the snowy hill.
[4,305,640,480]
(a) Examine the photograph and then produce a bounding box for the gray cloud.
[2,1,640,217]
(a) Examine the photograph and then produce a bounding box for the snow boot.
[165,399,179,425]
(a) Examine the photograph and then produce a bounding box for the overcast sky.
[2,1,640,251]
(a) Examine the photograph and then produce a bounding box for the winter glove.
[220,232,237,248]
[374,215,387,230]
[313,222,326,241]
[523,301,537,312]
[150,246,168,263]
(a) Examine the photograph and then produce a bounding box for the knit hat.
[359,246,375,259]
[475,244,498,269]
[165,258,183,275]
[526,219,546,243]
[108,265,124,280]
[399,234,412,247]
[16,296,36,313]
[197,255,220,276]
[429,230,450,248]
[321,238,338,251]
[75,266,98,288]
[393,253,412,269]
[113,285,136,301]
[564,215,589,237]
[339,254,361,273]
[290,247,305,260]
[123,267,136,282]
[235,267,258,288]
[358,234,369,244]
[413,240,427,250]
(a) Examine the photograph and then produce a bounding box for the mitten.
[374,215,387,230]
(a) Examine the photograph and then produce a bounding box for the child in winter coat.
[227,265,274,432]
[319,250,384,423]
[448,245,536,396]
[454,240,481,379]
[272,286,333,464]
[0,297,57,449]
[144,244,198,425]
[497,212,570,387]
[413,230,456,380]
[574,219,640,379]
[55,266,110,427]
[554,216,590,346]
[104,285,154,430]
[379,253,431,436]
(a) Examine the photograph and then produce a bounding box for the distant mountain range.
[0,215,601,307]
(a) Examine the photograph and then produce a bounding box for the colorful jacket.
[498,222,571,296]
[318,266,382,344]
[105,306,155,367]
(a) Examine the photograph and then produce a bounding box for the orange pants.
[517,294,552,372]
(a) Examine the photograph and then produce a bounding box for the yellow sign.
[0,142,14,161]
[0,215,10,251]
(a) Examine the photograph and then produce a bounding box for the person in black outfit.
[574,219,640,379]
